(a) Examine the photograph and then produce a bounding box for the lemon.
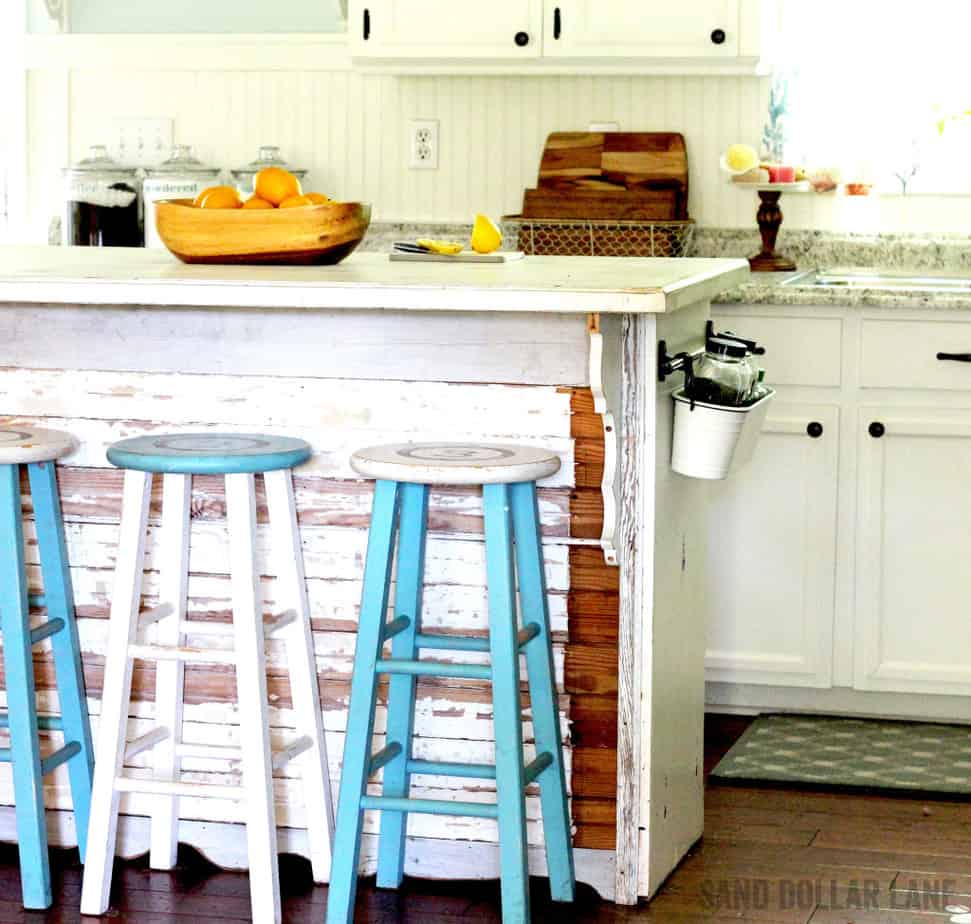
[471,214,502,254]
[725,144,758,173]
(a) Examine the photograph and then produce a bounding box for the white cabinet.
[855,408,971,696]
[348,0,543,59]
[705,404,839,689]
[544,0,740,60]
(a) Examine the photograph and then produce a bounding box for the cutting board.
[389,251,525,264]
[522,131,689,221]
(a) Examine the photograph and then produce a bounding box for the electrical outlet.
[408,119,439,170]
[109,118,173,167]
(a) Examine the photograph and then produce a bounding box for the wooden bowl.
[155,199,371,265]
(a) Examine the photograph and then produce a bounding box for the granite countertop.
[716,270,971,311]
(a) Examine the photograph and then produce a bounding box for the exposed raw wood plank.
[0,305,591,386]
[565,647,619,696]
[570,694,619,749]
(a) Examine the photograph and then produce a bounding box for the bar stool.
[328,442,575,924]
[79,433,334,924]
[0,426,94,910]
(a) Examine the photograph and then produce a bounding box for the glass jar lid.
[706,337,748,359]
[231,145,307,180]
[63,145,139,181]
[146,144,220,178]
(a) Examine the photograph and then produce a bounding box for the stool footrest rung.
[376,658,491,681]
[30,618,64,645]
[124,727,170,761]
[113,775,244,801]
[413,623,540,654]
[27,594,46,609]
[407,759,496,779]
[524,752,553,786]
[41,742,81,776]
[368,742,403,775]
[360,794,498,819]
[128,642,236,665]
[382,617,411,643]
[0,713,63,732]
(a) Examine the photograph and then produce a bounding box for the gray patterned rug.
[711,714,971,796]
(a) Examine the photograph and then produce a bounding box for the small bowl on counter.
[154,199,372,265]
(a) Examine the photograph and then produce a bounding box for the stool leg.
[483,483,531,924]
[225,472,281,924]
[510,481,575,903]
[150,473,191,870]
[326,479,400,924]
[0,464,51,909]
[264,468,334,884]
[376,482,429,889]
[80,469,152,916]
[27,462,95,865]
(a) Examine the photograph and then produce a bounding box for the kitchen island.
[0,246,747,905]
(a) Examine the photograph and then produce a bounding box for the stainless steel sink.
[783,268,971,294]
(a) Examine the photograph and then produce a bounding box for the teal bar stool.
[328,442,575,924]
[0,427,94,910]
[80,433,334,924]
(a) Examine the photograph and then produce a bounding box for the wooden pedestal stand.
[739,182,810,272]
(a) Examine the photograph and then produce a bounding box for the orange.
[192,185,226,208]
[279,194,315,209]
[197,186,243,210]
[241,196,274,210]
[305,192,330,205]
[254,167,301,206]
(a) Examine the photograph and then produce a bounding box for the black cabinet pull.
[937,352,971,363]
[869,422,885,438]
[554,7,562,39]
[711,28,726,44]
[514,31,530,47]
[807,422,823,439]
[363,8,370,40]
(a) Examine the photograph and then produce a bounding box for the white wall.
[25,68,971,243]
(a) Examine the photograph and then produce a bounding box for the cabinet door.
[545,0,740,59]
[855,409,971,695]
[349,0,543,58]
[705,404,839,688]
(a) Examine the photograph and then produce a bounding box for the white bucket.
[671,387,775,480]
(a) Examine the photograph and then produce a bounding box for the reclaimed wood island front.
[0,246,747,906]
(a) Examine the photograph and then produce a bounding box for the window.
[776,1,971,194]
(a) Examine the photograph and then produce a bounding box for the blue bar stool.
[0,427,94,909]
[328,442,576,924]
[80,433,334,924]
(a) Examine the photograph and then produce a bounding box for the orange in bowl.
[242,196,274,210]
[195,186,242,209]
[254,167,301,206]
[279,194,315,209]
[305,192,330,205]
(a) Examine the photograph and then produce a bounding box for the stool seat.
[0,427,75,465]
[106,433,312,475]
[350,442,560,485]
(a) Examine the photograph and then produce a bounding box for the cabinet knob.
[514,31,530,47]
[868,421,885,438]
[553,7,562,39]
[807,422,823,439]
[363,8,371,40]
[711,28,726,44]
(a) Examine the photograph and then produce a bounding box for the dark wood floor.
[5,715,971,923]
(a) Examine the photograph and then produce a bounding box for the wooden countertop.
[0,246,749,314]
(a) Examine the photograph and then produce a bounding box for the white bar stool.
[79,433,334,924]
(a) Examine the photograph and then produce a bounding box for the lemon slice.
[471,214,502,254]
[417,239,464,255]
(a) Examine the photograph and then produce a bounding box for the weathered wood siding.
[0,354,610,851]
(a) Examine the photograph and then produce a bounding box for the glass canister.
[63,145,142,247]
[230,145,308,198]
[143,145,221,250]
[687,337,756,406]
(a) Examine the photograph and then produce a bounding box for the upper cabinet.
[544,0,739,60]
[349,0,776,71]
[349,0,543,60]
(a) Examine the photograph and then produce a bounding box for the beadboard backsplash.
[26,68,971,242]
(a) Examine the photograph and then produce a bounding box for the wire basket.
[502,216,695,258]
